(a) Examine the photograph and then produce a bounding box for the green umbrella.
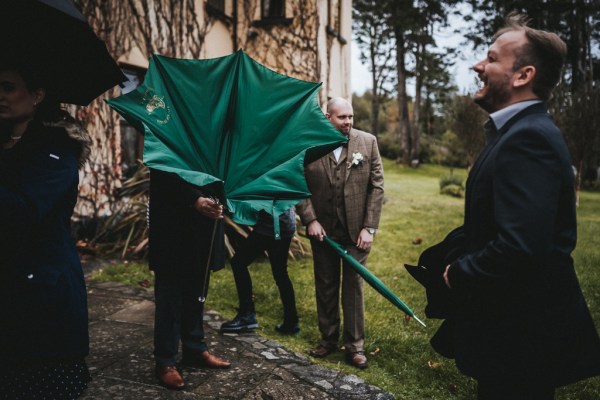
[323,237,426,327]
[106,50,347,236]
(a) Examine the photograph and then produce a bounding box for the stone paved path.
[81,280,394,399]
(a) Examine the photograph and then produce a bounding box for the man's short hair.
[494,12,567,101]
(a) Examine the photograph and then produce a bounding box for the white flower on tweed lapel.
[347,151,364,169]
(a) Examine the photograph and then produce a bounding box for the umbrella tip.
[413,315,427,327]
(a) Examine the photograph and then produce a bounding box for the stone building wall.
[71,0,350,220]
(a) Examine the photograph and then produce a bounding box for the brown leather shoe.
[182,350,231,369]
[309,343,337,358]
[346,351,368,369]
[156,365,185,390]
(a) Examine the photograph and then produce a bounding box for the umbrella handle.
[199,218,219,303]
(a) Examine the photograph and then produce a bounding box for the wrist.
[364,227,377,235]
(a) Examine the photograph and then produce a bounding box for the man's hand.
[356,228,374,251]
[193,197,223,219]
[443,265,452,288]
[307,220,327,241]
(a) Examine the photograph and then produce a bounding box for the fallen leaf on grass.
[412,237,423,245]
[139,279,151,288]
[427,360,443,369]
[448,383,459,394]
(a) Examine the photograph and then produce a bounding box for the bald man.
[296,98,384,369]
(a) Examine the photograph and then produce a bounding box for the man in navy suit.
[441,13,600,399]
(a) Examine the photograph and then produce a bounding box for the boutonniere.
[347,152,364,169]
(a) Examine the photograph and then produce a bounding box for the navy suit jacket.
[148,169,225,276]
[444,103,600,386]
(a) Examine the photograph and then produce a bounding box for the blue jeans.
[153,271,209,366]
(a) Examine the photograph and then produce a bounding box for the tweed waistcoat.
[328,146,348,238]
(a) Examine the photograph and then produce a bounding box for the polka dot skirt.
[1,360,91,400]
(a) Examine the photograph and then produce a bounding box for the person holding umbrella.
[106,49,348,384]
[148,169,232,391]
[297,97,384,369]
[437,13,600,399]
[0,61,92,399]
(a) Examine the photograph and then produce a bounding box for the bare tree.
[353,0,395,137]
[446,94,486,170]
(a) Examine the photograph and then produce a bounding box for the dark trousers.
[231,232,298,322]
[477,379,555,400]
[153,271,209,366]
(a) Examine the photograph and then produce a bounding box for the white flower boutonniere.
[348,152,364,169]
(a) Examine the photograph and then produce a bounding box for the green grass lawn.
[92,160,600,399]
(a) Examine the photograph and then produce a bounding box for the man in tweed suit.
[296,97,384,369]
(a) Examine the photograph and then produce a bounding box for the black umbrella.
[404,226,465,319]
[1,0,126,105]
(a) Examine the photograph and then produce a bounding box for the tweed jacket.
[297,128,384,242]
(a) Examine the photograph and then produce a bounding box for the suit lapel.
[466,103,548,208]
[467,121,499,186]
[321,151,333,185]
[468,103,547,187]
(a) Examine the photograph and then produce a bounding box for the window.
[205,0,233,20]
[119,68,145,177]
[120,121,144,177]
[262,0,284,18]
[252,0,292,27]
[207,0,225,13]
[326,0,347,44]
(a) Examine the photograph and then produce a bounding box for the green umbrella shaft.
[323,237,426,327]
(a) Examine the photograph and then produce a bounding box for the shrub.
[439,174,464,189]
[376,131,403,161]
[440,183,464,197]
[439,174,465,197]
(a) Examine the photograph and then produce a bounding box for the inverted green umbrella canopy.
[106,50,347,234]
[324,237,426,327]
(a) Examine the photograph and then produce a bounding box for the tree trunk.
[395,29,411,164]
[411,40,424,164]
[370,40,380,136]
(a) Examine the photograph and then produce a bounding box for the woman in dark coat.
[0,64,91,399]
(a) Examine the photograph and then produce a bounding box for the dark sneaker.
[275,321,300,335]
[220,312,258,333]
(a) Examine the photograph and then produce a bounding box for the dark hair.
[0,60,62,122]
[494,12,567,101]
